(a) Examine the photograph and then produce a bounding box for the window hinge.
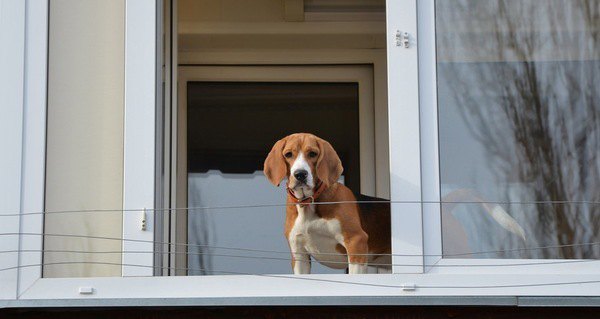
[395,30,410,48]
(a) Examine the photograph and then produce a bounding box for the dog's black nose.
[294,169,308,182]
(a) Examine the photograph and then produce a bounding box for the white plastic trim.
[417,0,442,270]
[0,0,26,300]
[17,0,48,297]
[122,0,157,276]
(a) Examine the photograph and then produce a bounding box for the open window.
[164,0,390,275]
[419,0,600,269]
[5,0,600,306]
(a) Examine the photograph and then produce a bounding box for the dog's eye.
[284,152,293,158]
[308,151,318,158]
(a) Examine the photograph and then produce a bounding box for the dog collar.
[287,181,327,207]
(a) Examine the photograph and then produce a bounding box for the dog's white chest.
[288,205,348,269]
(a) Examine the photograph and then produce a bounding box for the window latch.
[396,31,410,48]
[141,208,147,231]
[401,283,416,291]
[78,287,94,295]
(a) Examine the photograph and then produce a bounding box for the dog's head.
[264,133,343,198]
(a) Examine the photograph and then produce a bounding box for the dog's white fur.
[288,151,354,273]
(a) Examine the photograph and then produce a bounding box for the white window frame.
[0,0,48,301]
[121,0,158,277]
[0,0,159,297]
[417,0,600,278]
[0,0,29,301]
[3,0,600,308]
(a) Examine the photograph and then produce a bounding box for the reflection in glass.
[187,171,344,275]
[436,0,600,258]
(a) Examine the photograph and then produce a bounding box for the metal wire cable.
[2,232,600,259]
[1,200,599,217]
[3,261,600,290]
[2,200,598,290]
[2,248,600,268]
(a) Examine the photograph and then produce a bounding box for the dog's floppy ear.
[264,137,288,186]
[316,138,343,187]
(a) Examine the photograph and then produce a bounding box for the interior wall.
[44,0,125,278]
[178,0,285,22]
[177,0,386,52]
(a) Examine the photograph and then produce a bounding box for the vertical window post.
[18,0,49,295]
[0,0,26,299]
[416,0,442,269]
[385,0,424,273]
[122,0,157,277]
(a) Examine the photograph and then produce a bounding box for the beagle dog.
[264,133,526,275]
[264,133,390,274]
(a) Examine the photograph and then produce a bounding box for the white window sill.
[6,272,600,308]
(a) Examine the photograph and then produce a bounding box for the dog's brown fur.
[265,133,390,269]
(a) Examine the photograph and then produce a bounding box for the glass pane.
[436,0,600,258]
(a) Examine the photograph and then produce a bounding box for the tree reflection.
[437,0,599,258]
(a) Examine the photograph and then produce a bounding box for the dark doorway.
[187,81,361,193]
